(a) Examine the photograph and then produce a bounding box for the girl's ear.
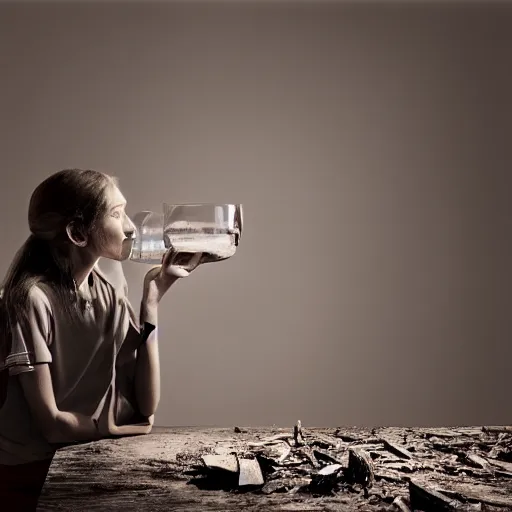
[65,221,88,247]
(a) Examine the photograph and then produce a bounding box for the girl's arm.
[129,251,201,423]
[19,364,101,444]
[133,301,160,418]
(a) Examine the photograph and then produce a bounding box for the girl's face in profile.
[92,184,136,261]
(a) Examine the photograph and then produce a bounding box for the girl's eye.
[111,211,121,219]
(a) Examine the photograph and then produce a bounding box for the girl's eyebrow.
[110,201,127,211]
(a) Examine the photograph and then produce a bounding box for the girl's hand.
[142,247,203,305]
[96,386,153,437]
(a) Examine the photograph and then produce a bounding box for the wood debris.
[346,447,374,489]
[202,454,238,473]
[393,495,412,512]
[238,457,264,487]
[409,479,462,511]
[380,436,413,460]
[173,422,512,510]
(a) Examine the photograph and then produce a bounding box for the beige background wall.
[1,1,511,428]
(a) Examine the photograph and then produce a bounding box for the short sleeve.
[1,287,53,376]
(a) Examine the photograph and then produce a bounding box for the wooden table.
[37,426,512,511]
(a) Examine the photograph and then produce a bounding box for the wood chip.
[317,463,343,476]
[238,457,264,487]
[202,454,239,473]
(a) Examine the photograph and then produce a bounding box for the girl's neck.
[68,246,100,290]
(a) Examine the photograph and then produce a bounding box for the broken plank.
[302,429,345,450]
[297,446,320,468]
[392,496,412,512]
[486,457,512,473]
[423,429,463,439]
[380,437,413,460]
[374,470,406,483]
[482,426,512,434]
[261,477,311,495]
[259,433,293,443]
[202,454,239,473]
[383,462,416,473]
[312,447,346,466]
[347,448,374,488]
[409,479,461,511]
[439,486,512,509]
[238,458,264,487]
[466,454,492,471]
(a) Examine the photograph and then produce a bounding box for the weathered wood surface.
[37,426,512,511]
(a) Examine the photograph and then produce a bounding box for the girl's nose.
[124,215,137,240]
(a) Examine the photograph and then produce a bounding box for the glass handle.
[234,204,243,246]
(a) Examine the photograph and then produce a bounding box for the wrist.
[92,418,103,439]
[143,274,178,305]
[138,321,157,348]
[140,301,158,326]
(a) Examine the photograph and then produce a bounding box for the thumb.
[162,243,177,268]
[144,265,162,283]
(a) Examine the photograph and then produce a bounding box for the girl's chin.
[100,244,132,262]
[120,240,134,261]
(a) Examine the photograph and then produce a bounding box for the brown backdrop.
[1,1,511,428]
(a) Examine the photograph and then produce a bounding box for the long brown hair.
[0,169,117,393]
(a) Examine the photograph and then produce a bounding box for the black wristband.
[139,321,156,347]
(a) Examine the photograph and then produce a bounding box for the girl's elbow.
[139,402,158,418]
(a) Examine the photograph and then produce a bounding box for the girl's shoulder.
[28,282,54,311]
[0,282,53,311]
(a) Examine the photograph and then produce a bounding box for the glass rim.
[163,203,242,207]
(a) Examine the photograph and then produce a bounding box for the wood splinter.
[294,420,305,447]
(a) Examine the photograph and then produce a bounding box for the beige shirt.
[0,262,149,464]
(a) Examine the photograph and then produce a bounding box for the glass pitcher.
[129,203,243,268]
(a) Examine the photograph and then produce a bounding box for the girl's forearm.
[52,410,101,443]
[134,303,161,417]
[108,415,154,436]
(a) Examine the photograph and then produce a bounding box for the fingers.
[168,267,191,278]
[161,243,176,267]
[188,251,203,270]
[144,265,162,284]
[160,248,203,279]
